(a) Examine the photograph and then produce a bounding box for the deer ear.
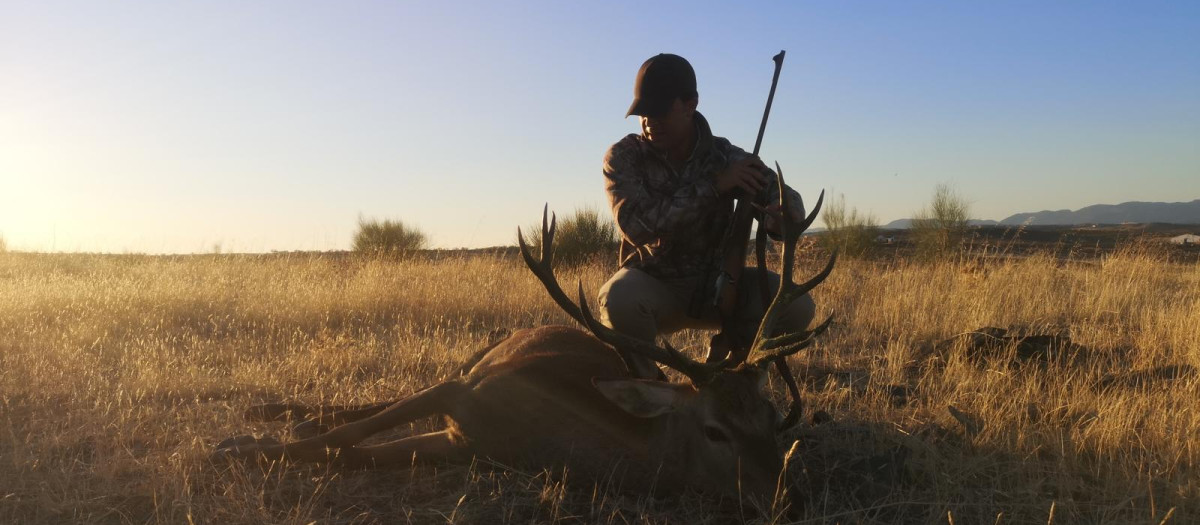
[592,378,689,418]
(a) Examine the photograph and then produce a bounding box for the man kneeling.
[599,53,815,378]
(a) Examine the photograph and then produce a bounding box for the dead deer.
[212,169,835,505]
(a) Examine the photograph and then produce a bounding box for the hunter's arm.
[603,139,722,245]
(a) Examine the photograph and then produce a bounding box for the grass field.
[1,245,1197,524]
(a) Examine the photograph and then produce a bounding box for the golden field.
[1,246,1197,524]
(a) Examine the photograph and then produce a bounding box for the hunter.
[598,53,816,379]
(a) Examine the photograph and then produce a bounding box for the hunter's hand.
[753,202,803,238]
[715,156,769,196]
[753,202,784,236]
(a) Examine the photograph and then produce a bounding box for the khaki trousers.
[597,267,816,378]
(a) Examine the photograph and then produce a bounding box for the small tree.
[820,193,880,258]
[909,183,970,258]
[353,216,428,256]
[0,235,6,253]
[520,206,619,268]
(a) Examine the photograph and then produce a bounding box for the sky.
[2,1,1198,253]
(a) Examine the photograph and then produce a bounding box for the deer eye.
[704,425,730,443]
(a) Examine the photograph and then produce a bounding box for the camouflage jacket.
[603,112,804,280]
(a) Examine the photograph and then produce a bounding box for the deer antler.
[734,163,838,430]
[741,164,837,364]
[518,206,730,385]
[517,206,585,326]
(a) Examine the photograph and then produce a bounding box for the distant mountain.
[882,200,1200,229]
[999,200,1200,226]
[882,218,998,229]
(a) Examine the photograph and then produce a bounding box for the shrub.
[910,183,971,259]
[820,193,880,258]
[352,217,428,256]
[520,206,619,269]
[0,235,6,253]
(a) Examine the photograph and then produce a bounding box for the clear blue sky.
[3,1,1197,252]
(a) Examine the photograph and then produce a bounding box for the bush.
[352,217,428,256]
[520,206,619,269]
[910,183,971,259]
[820,193,879,258]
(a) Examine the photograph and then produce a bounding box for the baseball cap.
[625,53,697,118]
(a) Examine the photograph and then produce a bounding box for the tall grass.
[0,246,1196,523]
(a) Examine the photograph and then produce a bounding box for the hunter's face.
[641,97,696,151]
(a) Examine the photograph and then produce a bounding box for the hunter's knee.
[785,293,816,332]
[598,277,648,329]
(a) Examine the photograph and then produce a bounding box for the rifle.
[705,50,785,364]
[703,51,809,427]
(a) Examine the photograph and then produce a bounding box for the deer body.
[454,326,657,477]
[224,324,782,497]
[456,325,781,496]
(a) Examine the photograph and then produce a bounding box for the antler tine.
[777,165,825,285]
[575,282,728,384]
[541,203,556,264]
[517,206,584,326]
[775,360,804,431]
[795,189,825,236]
[755,314,834,430]
[753,314,834,363]
[756,252,837,344]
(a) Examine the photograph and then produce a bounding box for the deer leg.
[245,401,394,424]
[292,402,398,438]
[244,401,396,439]
[327,430,469,469]
[220,380,468,464]
[244,338,508,428]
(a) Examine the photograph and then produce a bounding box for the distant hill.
[882,200,1200,229]
[999,200,1200,226]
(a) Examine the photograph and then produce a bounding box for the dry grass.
[1,247,1197,524]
